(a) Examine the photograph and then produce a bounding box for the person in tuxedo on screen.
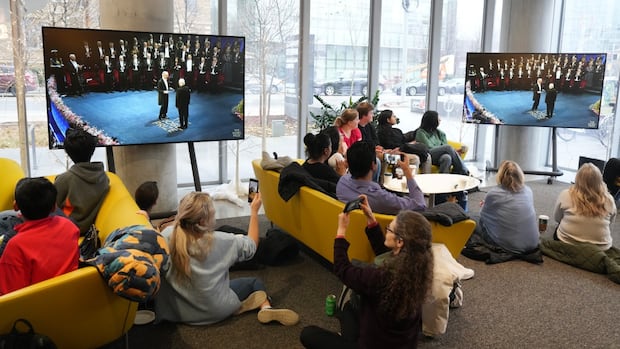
[531,77,543,111]
[176,78,191,129]
[545,82,558,118]
[66,53,83,96]
[157,71,171,120]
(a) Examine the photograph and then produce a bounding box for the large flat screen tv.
[462,52,607,129]
[42,27,245,149]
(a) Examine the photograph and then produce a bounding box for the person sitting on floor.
[476,160,539,254]
[154,191,299,326]
[135,180,159,221]
[553,163,616,251]
[602,157,620,206]
[55,127,110,235]
[0,177,80,295]
[336,141,426,215]
[300,197,433,349]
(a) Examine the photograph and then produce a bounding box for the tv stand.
[485,125,563,184]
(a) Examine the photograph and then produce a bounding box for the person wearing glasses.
[300,195,433,349]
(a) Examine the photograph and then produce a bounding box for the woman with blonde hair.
[553,163,617,251]
[154,192,299,325]
[334,108,362,150]
[477,160,539,254]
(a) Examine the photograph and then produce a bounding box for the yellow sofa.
[252,159,475,263]
[0,158,151,349]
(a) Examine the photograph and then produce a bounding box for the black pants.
[300,302,359,349]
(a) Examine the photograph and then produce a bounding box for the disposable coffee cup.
[401,180,408,191]
[383,173,393,184]
[538,215,549,233]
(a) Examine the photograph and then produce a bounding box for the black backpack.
[0,319,57,349]
[255,228,300,266]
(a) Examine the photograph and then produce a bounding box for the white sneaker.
[258,308,299,326]
[234,291,267,315]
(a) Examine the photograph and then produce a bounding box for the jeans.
[429,145,468,175]
[230,277,266,301]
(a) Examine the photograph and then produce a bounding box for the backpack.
[0,319,57,349]
[255,228,300,266]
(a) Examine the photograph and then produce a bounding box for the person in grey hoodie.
[55,127,109,235]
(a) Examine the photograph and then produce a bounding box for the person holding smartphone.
[155,191,299,326]
[300,195,433,348]
[336,141,426,215]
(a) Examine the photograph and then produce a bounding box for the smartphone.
[343,197,363,213]
[248,178,259,203]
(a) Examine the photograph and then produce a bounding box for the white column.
[495,0,562,172]
[100,0,178,213]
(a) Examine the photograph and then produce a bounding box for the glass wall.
[556,0,620,168]
[1,0,618,186]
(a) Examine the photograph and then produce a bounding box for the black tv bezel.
[462,51,607,130]
[42,26,245,149]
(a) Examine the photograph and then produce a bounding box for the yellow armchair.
[0,158,150,349]
[0,158,25,211]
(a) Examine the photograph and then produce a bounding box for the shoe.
[257,308,299,326]
[234,291,267,315]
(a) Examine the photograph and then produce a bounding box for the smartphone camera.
[343,197,363,213]
[384,153,401,165]
[248,179,259,203]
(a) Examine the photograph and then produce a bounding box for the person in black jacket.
[176,78,191,129]
[377,110,431,173]
[300,195,433,349]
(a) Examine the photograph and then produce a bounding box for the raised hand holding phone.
[248,178,259,203]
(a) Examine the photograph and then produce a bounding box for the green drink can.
[325,294,336,316]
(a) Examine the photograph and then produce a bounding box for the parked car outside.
[394,78,465,96]
[438,78,466,95]
[0,65,39,95]
[313,72,385,96]
[245,74,284,94]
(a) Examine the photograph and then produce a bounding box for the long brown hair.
[169,192,216,285]
[379,211,433,320]
[569,163,614,217]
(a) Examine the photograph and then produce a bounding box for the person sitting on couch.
[55,127,110,235]
[302,132,346,184]
[336,141,426,215]
[0,177,79,295]
[376,109,431,173]
[415,110,469,175]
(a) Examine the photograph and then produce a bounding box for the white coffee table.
[383,173,480,207]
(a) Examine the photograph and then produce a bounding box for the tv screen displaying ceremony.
[462,52,607,129]
[42,27,245,149]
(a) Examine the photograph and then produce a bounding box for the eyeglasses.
[386,226,402,240]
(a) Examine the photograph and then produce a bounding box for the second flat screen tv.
[462,52,606,129]
[42,27,245,149]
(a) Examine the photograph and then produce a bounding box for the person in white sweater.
[553,163,617,251]
[154,191,299,326]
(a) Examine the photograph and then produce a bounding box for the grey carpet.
[103,180,620,349]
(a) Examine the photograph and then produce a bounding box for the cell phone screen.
[248,179,259,203]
